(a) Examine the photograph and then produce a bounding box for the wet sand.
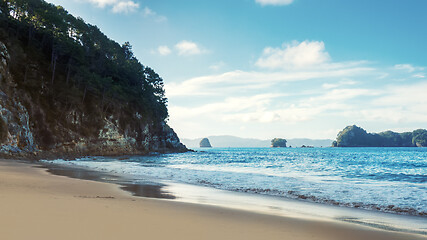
[0,159,425,240]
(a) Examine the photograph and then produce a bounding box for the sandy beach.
[0,159,425,240]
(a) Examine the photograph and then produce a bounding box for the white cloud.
[256,40,331,69]
[142,7,167,22]
[413,74,425,78]
[169,87,380,126]
[374,82,427,108]
[209,61,226,71]
[169,94,286,123]
[392,64,425,81]
[394,64,419,73]
[152,41,207,56]
[87,0,118,8]
[175,40,205,56]
[112,1,139,13]
[307,88,381,103]
[255,0,294,6]
[322,80,357,89]
[358,82,427,123]
[81,1,166,16]
[166,66,372,97]
[168,77,427,139]
[173,80,427,132]
[166,39,427,139]
[142,6,155,16]
[156,45,172,56]
[73,0,140,14]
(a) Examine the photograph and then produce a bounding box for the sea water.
[43,147,427,216]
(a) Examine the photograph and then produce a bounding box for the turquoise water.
[44,147,427,216]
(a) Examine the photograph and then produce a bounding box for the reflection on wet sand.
[42,165,176,199]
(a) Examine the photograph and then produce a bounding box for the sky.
[45,0,427,140]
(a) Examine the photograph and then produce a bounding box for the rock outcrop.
[271,138,287,148]
[199,138,212,148]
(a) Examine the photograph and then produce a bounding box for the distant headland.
[332,125,427,147]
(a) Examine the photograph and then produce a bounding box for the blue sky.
[46,0,427,140]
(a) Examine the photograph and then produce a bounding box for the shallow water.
[43,147,427,216]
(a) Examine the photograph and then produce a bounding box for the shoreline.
[39,149,427,218]
[40,160,427,236]
[1,159,426,240]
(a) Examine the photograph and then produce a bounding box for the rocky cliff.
[0,42,36,156]
[0,1,188,159]
[0,41,186,159]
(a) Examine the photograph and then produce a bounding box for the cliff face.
[0,1,188,158]
[0,42,187,158]
[0,42,36,155]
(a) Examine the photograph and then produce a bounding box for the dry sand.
[0,159,425,240]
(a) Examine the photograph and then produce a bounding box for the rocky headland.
[332,125,427,147]
[0,1,187,159]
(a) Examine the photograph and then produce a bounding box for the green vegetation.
[412,129,427,147]
[271,138,287,148]
[0,118,7,143]
[0,0,169,149]
[332,125,427,147]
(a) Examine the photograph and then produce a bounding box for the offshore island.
[333,125,427,147]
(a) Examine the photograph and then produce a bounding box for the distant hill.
[333,125,427,147]
[181,135,333,148]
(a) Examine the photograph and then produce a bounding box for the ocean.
[43,147,427,217]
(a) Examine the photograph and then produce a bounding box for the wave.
[42,147,427,217]
[194,180,426,216]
